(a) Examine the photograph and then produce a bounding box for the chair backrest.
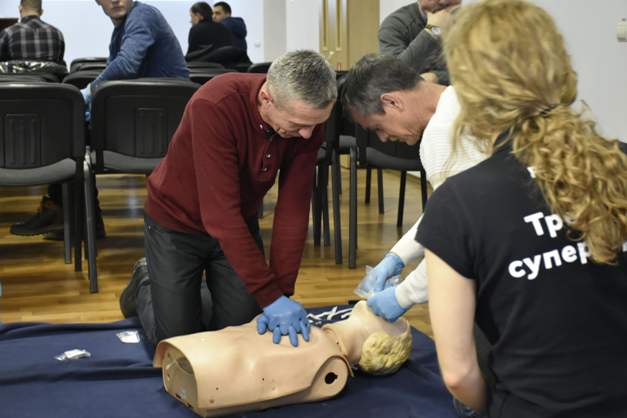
[70,57,107,73]
[187,61,225,70]
[355,126,424,171]
[90,78,200,173]
[0,74,49,83]
[189,68,236,85]
[0,83,84,185]
[247,62,272,74]
[63,70,102,89]
[71,62,107,72]
[0,60,67,82]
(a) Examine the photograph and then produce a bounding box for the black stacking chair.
[188,68,236,85]
[70,57,107,73]
[83,78,200,285]
[348,127,428,268]
[71,62,107,73]
[63,70,102,89]
[0,83,90,288]
[312,93,343,265]
[0,74,49,83]
[187,61,225,70]
[248,62,272,74]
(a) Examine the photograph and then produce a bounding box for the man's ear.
[380,92,404,113]
[259,87,273,106]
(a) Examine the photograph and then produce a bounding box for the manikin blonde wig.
[444,0,627,264]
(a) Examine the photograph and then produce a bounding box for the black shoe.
[10,196,63,236]
[43,215,106,241]
[120,257,151,318]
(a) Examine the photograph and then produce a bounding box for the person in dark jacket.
[212,1,247,51]
[186,1,232,60]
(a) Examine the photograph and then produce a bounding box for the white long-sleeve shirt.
[394,86,488,307]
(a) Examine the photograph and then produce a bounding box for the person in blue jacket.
[212,1,247,51]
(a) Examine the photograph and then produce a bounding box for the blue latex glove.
[372,252,405,292]
[256,296,310,347]
[367,286,409,322]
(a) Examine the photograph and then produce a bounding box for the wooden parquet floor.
[0,167,432,336]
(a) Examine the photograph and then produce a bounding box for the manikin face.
[351,104,424,146]
[96,0,134,23]
[212,5,228,22]
[259,88,333,139]
[190,11,202,25]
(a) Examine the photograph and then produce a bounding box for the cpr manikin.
[153,301,412,417]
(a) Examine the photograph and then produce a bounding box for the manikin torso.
[153,301,412,417]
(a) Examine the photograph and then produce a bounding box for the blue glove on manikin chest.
[372,252,405,292]
[367,286,408,322]
[256,296,311,347]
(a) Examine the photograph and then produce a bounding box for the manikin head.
[154,301,412,417]
[258,50,336,139]
[211,1,231,23]
[323,301,412,375]
[189,1,212,26]
[94,0,134,26]
[19,0,42,18]
[343,54,442,145]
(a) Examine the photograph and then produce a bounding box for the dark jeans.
[139,215,262,346]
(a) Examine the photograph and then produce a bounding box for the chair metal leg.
[397,171,407,228]
[312,166,322,247]
[331,149,343,264]
[62,182,72,264]
[73,179,82,272]
[419,167,428,210]
[334,153,342,195]
[349,147,358,269]
[377,168,384,214]
[83,150,98,293]
[364,167,371,204]
[321,165,331,247]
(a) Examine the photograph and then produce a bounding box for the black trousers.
[139,215,262,346]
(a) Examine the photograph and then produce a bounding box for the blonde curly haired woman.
[415,0,627,417]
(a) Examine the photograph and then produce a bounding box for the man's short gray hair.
[342,54,423,116]
[266,50,337,110]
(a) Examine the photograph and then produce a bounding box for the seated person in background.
[379,0,460,84]
[341,54,487,322]
[154,300,412,417]
[10,0,189,239]
[0,0,65,65]
[212,1,247,51]
[417,1,627,416]
[185,1,233,61]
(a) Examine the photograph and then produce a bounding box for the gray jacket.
[378,3,449,84]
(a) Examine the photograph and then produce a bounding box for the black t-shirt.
[416,142,627,418]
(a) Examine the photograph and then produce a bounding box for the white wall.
[530,0,627,141]
[285,0,319,52]
[263,0,286,60]
[0,0,265,64]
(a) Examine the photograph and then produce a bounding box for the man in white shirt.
[343,54,487,322]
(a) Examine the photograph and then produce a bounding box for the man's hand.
[256,296,311,347]
[426,4,460,29]
[367,286,409,322]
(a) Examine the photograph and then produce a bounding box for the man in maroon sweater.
[120,50,336,347]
